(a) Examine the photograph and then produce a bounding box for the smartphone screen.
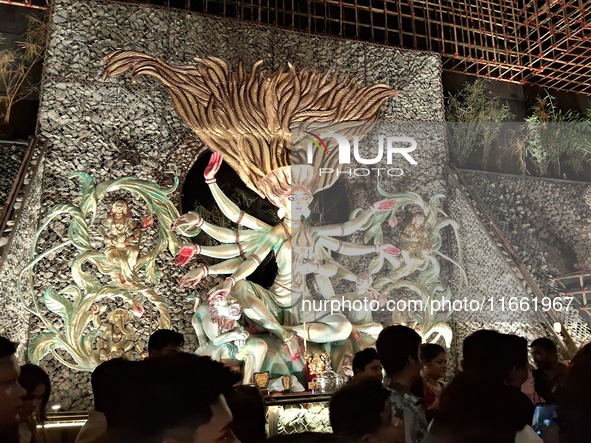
[532,403,557,435]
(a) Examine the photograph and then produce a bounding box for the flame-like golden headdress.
[102,52,398,198]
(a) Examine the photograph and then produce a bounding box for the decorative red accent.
[175,244,197,266]
[141,216,153,229]
[248,324,261,334]
[132,301,145,318]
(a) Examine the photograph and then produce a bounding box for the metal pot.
[313,371,346,393]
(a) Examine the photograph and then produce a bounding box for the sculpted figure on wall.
[102,52,464,380]
[99,198,142,285]
[18,174,180,371]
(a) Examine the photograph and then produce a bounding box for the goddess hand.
[172,213,203,235]
[372,199,395,212]
[234,330,250,349]
[204,152,223,182]
[179,266,207,288]
[175,244,200,266]
[381,244,401,256]
[295,261,319,274]
[208,278,234,299]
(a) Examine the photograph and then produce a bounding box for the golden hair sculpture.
[102,51,398,199]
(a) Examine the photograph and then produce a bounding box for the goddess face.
[282,187,312,219]
[111,200,129,217]
[413,213,426,226]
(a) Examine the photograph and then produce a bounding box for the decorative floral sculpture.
[18,173,179,371]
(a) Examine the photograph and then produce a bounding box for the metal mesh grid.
[111,0,591,96]
[267,402,331,436]
[10,1,591,92]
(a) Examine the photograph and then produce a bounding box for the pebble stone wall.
[0,142,46,362]
[459,170,591,349]
[461,170,591,273]
[446,169,554,368]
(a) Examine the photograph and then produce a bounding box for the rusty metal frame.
[121,0,591,96]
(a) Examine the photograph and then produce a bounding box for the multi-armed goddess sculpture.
[102,52,458,381]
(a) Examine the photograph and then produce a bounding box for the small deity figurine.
[99,199,141,284]
[306,352,330,377]
[401,212,432,258]
[95,308,143,362]
[388,212,433,280]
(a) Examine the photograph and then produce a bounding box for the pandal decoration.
[101,52,465,381]
[17,173,179,371]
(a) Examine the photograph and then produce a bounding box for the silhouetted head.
[148,329,184,358]
[99,353,241,443]
[376,325,421,380]
[330,376,402,443]
[225,385,266,443]
[503,335,528,387]
[0,337,26,431]
[352,348,382,381]
[530,337,558,370]
[17,364,51,422]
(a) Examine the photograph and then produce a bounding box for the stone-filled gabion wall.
[460,171,591,272]
[0,143,28,207]
[459,170,591,349]
[4,0,448,410]
[0,143,45,362]
[446,170,554,368]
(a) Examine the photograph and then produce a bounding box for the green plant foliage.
[446,79,514,168]
[0,13,48,125]
[524,92,591,176]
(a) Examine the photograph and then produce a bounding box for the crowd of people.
[0,326,589,443]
